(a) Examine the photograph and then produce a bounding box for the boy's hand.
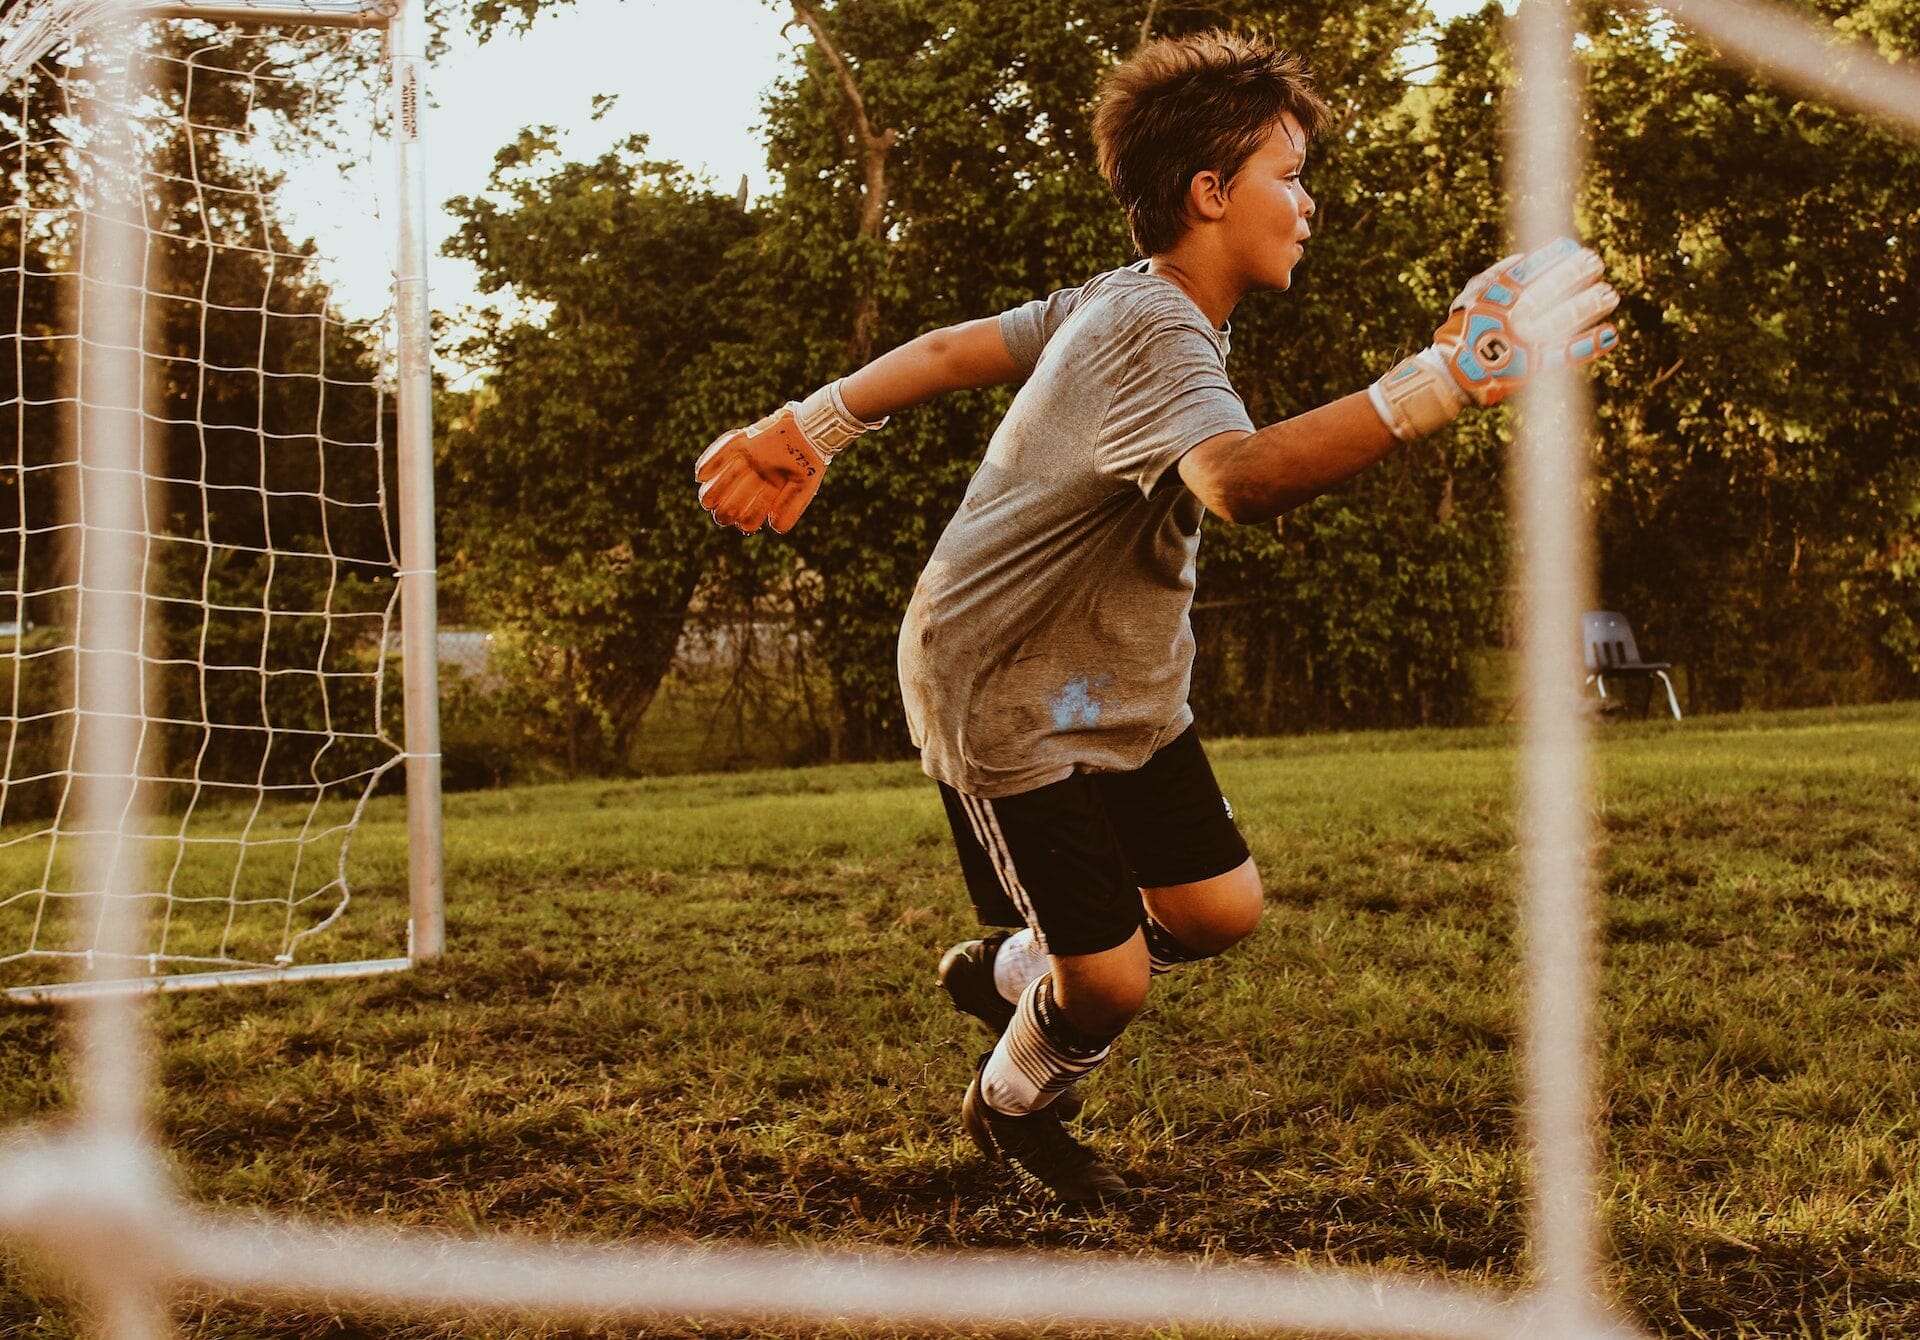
[694,381,885,534]
[1370,237,1620,443]
[696,407,829,534]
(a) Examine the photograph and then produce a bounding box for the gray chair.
[1583,610,1681,719]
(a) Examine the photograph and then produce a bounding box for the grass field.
[3,703,1917,1338]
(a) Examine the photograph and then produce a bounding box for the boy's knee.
[1051,938,1152,1037]
[1147,858,1264,957]
[1202,867,1264,950]
[1061,978,1148,1037]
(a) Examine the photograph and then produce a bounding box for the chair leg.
[1589,673,1608,702]
[1656,670,1682,720]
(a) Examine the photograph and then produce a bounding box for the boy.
[695,30,1618,1206]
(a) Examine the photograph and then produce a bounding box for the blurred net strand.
[0,1182,1568,1340]
[0,4,408,996]
[1511,0,1604,1326]
[64,12,170,1337]
[1644,0,1920,135]
[3,0,1919,1334]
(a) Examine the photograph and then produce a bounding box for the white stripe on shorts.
[958,793,1046,952]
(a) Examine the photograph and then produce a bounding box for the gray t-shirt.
[897,264,1256,798]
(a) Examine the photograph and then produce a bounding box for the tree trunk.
[790,0,897,363]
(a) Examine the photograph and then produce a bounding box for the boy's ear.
[1186,168,1231,223]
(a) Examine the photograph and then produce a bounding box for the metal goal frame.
[0,0,442,1006]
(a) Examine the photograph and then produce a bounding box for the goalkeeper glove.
[694,380,886,534]
[1369,236,1621,444]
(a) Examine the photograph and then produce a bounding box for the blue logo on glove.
[1456,313,1525,385]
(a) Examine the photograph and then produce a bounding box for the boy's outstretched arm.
[1178,394,1399,524]
[1180,237,1620,525]
[840,317,1022,421]
[696,317,1020,534]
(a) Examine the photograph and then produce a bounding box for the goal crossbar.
[0,0,396,89]
[147,0,398,25]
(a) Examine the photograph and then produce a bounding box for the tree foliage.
[1583,5,1920,708]
[441,134,756,769]
[441,0,1919,769]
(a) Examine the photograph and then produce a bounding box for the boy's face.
[1219,113,1315,293]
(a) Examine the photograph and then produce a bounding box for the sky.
[291,0,1489,350]
[292,0,793,335]
[420,0,794,322]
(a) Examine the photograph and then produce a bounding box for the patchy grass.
[3,703,1917,1337]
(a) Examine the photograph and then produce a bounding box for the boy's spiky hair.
[1093,30,1333,257]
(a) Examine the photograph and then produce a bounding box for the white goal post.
[0,0,441,1004]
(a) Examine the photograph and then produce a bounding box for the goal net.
[0,0,441,1003]
[0,0,1914,1337]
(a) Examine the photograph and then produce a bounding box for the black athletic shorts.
[936,724,1251,958]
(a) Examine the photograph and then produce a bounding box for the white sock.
[979,976,1113,1116]
[991,927,1049,1005]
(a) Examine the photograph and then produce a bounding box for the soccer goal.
[1,0,1916,1336]
[0,0,441,1004]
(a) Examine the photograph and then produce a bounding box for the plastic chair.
[1582,610,1681,720]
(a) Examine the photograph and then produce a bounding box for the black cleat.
[938,933,1017,1035]
[961,1058,1130,1208]
[939,935,1084,1119]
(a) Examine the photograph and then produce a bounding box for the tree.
[1581,2,1920,708]
[441,133,757,769]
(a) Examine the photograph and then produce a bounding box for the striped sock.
[991,927,1049,1005]
[979,975,1116,1116]
[1143,914,1208,976]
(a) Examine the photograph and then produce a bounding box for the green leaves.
[1583,2,1920,708]
[441,0,1919,767]
[440,140,758,770]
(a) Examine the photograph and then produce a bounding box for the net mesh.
[0,12,400,989]
[0,0,1917,1336]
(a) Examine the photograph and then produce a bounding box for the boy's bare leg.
[1049,930,1151,1035]
[949,856,1262,1028]
[1140,856,1264,962]
[964,864,1262,1205]
[997,856,1261,1049]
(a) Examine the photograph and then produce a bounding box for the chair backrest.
[1582,610,1644,671]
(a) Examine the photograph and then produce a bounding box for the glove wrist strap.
[1370,348,1468,443]
[795,379,887,458]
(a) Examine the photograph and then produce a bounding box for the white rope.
[1644,0,1920,136]
[0,12,402,989]
[1510,0,1605,1326]
[0,1138,1535,1340]
[4,0,1918,1335]
[60,13,172,1336]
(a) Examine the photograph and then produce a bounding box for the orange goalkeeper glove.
[1370,236,1621,443]
[694,381,885,534]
